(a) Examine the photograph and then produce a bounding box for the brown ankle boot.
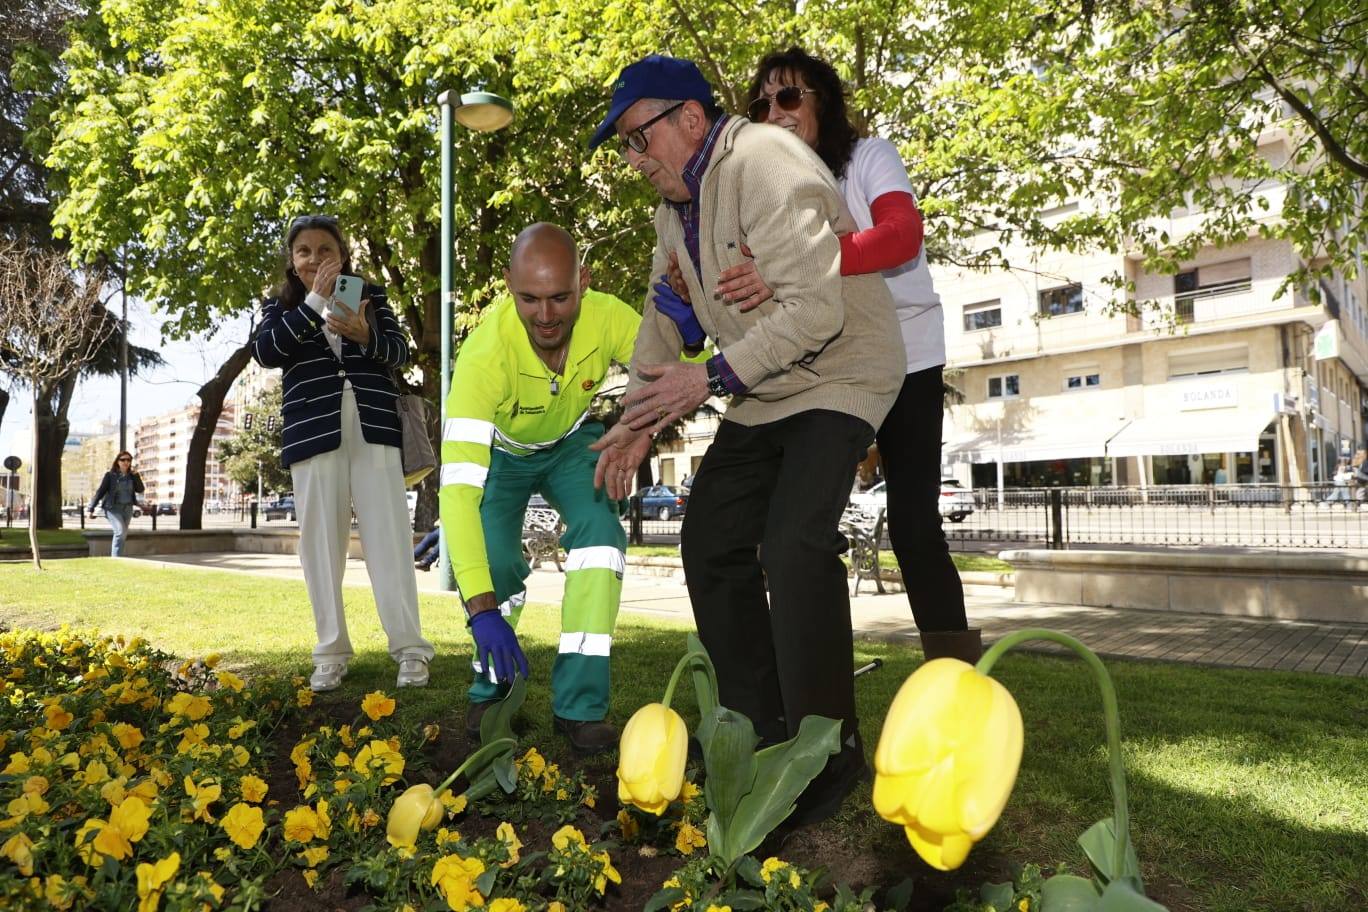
[920,628,983,664]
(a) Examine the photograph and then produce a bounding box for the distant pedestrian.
[1327,460,1353,504]
[414,520,440,571]
[252,213,435,692]
[89,451,143,557]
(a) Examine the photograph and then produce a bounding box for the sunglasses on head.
[747,86,816,123]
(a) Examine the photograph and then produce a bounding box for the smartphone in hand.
[332,274,363,312]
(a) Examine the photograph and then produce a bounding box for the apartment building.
[132,402,239,507]
[61,423,120,506]
[938,229,1367,489]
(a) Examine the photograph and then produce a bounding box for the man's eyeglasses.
[619,102,685,155]
[117,457,131,462]
[747,86,817,123]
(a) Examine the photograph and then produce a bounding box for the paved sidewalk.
[130,552,1368,677]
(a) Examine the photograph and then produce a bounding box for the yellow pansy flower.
[183,776,222,822]
[300,845,329,867]
[216,671,245,692]
[617,808,640,841]
[674,820,706,855]
[353,740,404,783]
[495,821,522,866]
[44,703,74,731]
[430,854,485,911]
[2,753,29,774]
[134,851,179,912]
[165,692,212,721]
[488,900,526,912]
[302,869,318,888]
[551,824,587,852]
[176,723,210,754]
[593,850,621,893]
[296,688,314,708]
[221,803,265,850]
[111,724,144,750]
[283,805,323,843]
[226,719,256,740]
[1,832,34,875]
[239,775,268,803]
[360,691,396,721]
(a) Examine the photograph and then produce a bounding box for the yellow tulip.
[872,657,1023,871]
[615,703,687,815]
[385,784,445,848]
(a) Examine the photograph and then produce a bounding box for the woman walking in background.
[252,214,434,692]
[89,451,143,557]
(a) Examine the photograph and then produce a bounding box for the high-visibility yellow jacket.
[439,290,640,598]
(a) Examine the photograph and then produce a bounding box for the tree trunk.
[33,374,74,530]
[29,391,42,570]
[0,387,9,436]
[180,342,254,530]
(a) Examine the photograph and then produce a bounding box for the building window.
[1064,372,1101,391]
[963,300,1002,331]
[987,374,1020,399]
[1038,283,1083,317]
[1174,259,1252,323]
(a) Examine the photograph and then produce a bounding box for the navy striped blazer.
[251,283,409,468]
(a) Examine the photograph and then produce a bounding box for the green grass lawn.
[0,560,1363,911]
[629,543,1014,575]
[0,528,87,550]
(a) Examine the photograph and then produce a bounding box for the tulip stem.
[433,736,516,797]
[976,628,1132,883]
[662,649,715,709]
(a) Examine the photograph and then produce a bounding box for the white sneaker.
[397,657,430,688]
[310,663,347,692]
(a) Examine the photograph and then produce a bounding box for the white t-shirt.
[839,137,946,374]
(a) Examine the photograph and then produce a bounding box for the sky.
[0,295,255,460]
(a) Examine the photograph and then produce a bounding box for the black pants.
[681,410,873,745]
[877,365,967,631]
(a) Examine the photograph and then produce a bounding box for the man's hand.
[619,362,710,435]
[467,594,530,684]
[666,251,691,303]
[590,423,653,500]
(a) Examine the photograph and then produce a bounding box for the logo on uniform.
[581,379,596,391]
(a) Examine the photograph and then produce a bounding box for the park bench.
[523,507,565,572]
[840,505,886,595]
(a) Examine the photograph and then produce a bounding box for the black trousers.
[877,365,967,631]
[681,410,873,745]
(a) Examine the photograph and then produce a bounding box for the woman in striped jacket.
[252,214,434,692]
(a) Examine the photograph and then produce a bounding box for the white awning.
[945,417,1131,464]
[1105,410,1274,458]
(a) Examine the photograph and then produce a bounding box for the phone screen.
[333,274,363,310]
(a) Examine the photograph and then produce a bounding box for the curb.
[625,554,1015,589]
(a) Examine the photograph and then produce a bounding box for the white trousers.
[291,387,435,665]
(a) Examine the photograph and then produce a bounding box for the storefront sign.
[1313,320,1340,360]
[1176,381,1239,411]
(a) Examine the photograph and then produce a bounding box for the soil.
[257,695,1168,912]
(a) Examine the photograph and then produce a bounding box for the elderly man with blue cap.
[587,54,905,826]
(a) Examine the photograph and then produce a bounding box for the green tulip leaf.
[474,868,498,896]
[687,633,719,750]
[714,892,768,910]
[735,854,764,888]
[981,880,1017,910]
[492,753,517,793]
[884,877,916,911]
[1079,818,1142,888]
[1040,874,1103,912]
[1099,881,1169,911]
[720,714,841,862]
[643,887,687,912]
[480,673,527,745]
[702,705,760,839]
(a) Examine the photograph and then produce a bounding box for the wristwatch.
[705,358,730,398]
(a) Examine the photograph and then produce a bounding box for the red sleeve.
[839,191,923,276]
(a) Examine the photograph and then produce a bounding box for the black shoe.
[786,736,870,829]
[553,715,619,755]
[466,700,496,739]
[415,562,432,572]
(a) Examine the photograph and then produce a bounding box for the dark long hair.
[745,47,860,180]
[110,451,133,473]
[273,215,355,308]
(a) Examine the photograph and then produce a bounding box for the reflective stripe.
[564,546,626,575]
[558,632,612,657]
[492,409,590,455]
[470,660,497,683]
[444,418,495,445]
[440,463,488,488]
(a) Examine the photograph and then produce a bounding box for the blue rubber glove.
[469,610,530,684]
[652,276,705,348]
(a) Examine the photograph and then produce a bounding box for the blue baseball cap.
[589,54,716,150]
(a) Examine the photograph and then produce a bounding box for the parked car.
[155,502,177,516]
[638,484,688,521]
[263,496,296,521]
[847,479,976,523]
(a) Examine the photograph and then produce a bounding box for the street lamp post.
[435,90,514,593]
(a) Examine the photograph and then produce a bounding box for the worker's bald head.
[504,223,590,356]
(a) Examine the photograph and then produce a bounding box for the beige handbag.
[365,303,436,486]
